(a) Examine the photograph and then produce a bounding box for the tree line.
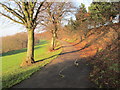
[0,0,119,66]
[65,2,119,42]
[1,32,40,53]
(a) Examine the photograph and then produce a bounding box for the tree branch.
[0,3,25,23]
[33,1,46,23]
[0,12,24,24]
[13,0,25,16]
[40,22,47,27]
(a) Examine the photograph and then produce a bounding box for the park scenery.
[0,0,119,89]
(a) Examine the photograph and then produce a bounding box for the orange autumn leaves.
[70,27,118,58]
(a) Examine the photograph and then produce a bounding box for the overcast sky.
[0,0,93,37]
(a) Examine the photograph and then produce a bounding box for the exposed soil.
[12,40,95,88]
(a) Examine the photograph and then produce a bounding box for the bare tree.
[0,0,46,66]
[38,2,74,50]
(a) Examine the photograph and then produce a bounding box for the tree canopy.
[88,2,119,25]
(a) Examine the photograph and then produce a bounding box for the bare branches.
[0,3,25,23]
[13,1,25,16]
[0,0,48,31]
[40,22,47,27]
[0,12,24,24]
[33,1,46,23]
[43,2,73,27]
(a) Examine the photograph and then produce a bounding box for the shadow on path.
[12,40,96,88]
[36,44,88,63]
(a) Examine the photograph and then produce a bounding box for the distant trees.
[2,32,40,53]
[0,0,46,66]
[75,3,89,40]
[65,3,90,41]
[2,33,27,53]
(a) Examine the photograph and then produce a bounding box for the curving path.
[12,41,95,88]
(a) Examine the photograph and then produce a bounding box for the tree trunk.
[118,14,120,23]
[94,22,96,28]
[109,16,113,25]
[51,33,56,50]
[51,22,58,50]
[80,35,83,42]
[21,29,35,66]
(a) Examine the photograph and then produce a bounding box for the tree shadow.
[36,44,90,63]
[59,44,90,56]
[72,41,81,46]
[35,54,58,63]
[2,40,48,57]
[2,46,43,57]
[36,35,105,64]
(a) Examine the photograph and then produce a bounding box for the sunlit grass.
[2,40,62,88]
[64,38,77,43]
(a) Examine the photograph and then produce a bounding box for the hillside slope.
[64,23,120,88]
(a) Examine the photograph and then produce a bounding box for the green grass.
[1,40,62,88]
[64,38,77,43]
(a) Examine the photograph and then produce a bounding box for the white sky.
[0,0,93,37]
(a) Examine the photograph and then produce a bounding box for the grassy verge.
[2,40,62,88]
[64,38,78,43]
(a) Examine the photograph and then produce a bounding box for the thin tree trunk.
[51,33,56,50]
[109,16,113,24]
[94,22,96,28]
[21,29,35,66]
[118,14,120,23]
[80,35,83,42]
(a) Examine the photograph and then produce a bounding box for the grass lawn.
[64,38,77,43]
[1,40,62,88]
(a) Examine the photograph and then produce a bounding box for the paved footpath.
[12,41,95,88]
